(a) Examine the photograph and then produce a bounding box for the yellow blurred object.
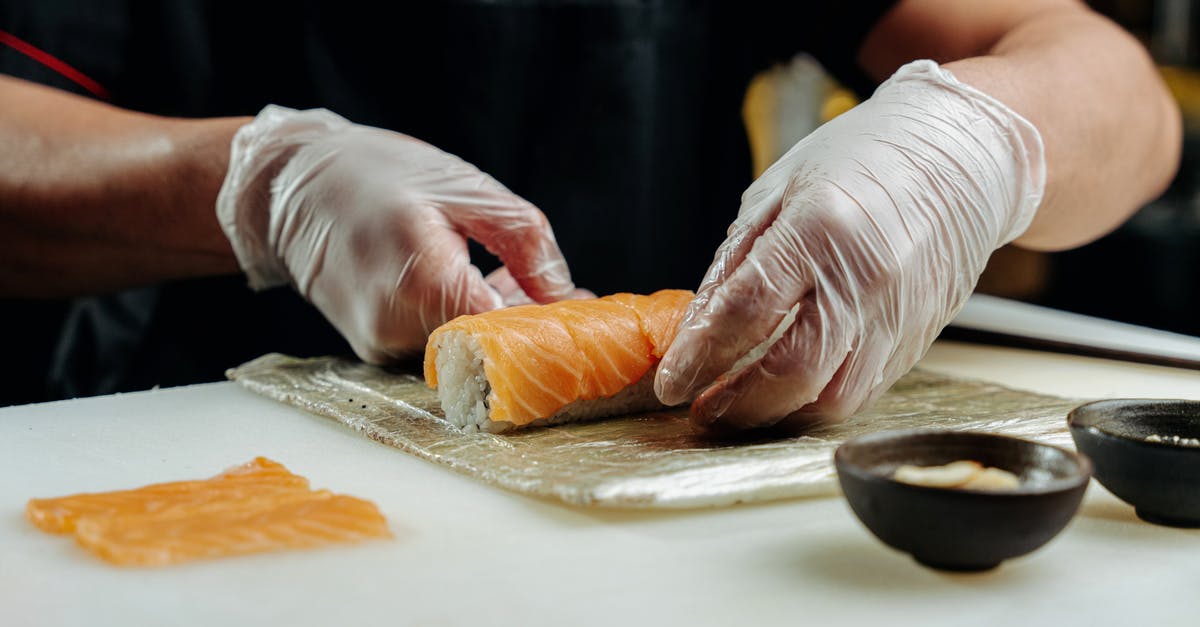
[820,87,859,123]
[742,70,780,178]
[1160,65,1200,130]
[742,60,859,177]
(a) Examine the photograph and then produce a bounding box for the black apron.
[1,0,896,397]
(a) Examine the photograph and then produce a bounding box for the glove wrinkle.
[659,59,1046,430]
[216,106,576,362]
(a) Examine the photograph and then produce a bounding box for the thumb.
[432,173,577,303]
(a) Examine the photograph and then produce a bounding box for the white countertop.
[3,340,1200,627]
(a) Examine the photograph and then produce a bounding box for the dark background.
[1,0,1198,406]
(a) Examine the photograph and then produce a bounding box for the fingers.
[350,265,497,365]
[687,294,854,430]
[338,214,502,364]
[773,330,895,431]
[689,193,783,311]
[655,193,810,406]
[484,266,535,306]
[406,222,505,331]
[485,266,596,306]
[692,297,906,433]
[433,170,577,304]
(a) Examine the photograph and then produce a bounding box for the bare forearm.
[0,75,249,296]
[860,0,1182,251]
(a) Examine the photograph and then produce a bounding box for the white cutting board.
[4,344,1200,626]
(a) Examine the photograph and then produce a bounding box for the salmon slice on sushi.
[424,290,693,433]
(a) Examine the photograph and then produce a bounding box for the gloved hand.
[217,106,577,363]
[655,60,1045,431]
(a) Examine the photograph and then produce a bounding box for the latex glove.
[655,60,1045,431]
[484,266,596,307]
[217,105,577,363]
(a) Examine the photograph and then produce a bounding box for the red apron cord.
[0,28,111,100]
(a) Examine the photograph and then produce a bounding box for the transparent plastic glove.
[484,266,596,307]
[655,60,1045,431]
[217,105,576,363]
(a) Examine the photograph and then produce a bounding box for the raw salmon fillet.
[26,457,309,534]
[74,492,389,567]
[27,458,390,566]
[424,289,694,431]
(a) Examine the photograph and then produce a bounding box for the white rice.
[432,330,675,433]
[432,330,491,430]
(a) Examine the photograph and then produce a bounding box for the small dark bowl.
[835,429,1092,572]
[1068,399,1200,527]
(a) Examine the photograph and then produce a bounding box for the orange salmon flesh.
[424,289,693,426]
[26,457,391,566]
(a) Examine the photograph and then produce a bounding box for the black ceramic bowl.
[1068,399,1200,527]
[835,429,1092,572]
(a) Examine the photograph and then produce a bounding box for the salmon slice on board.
[26,457,310,534]
[27,457,391,566]
[74,491,390,567]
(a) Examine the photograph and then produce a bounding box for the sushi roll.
[424,290,694,432]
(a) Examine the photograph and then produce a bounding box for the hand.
[484,266,596,307]
[217,106,577,363]
[655,61,1045,431]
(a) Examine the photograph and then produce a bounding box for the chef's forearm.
[0,74,249,297]
[859,0,1181,251]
